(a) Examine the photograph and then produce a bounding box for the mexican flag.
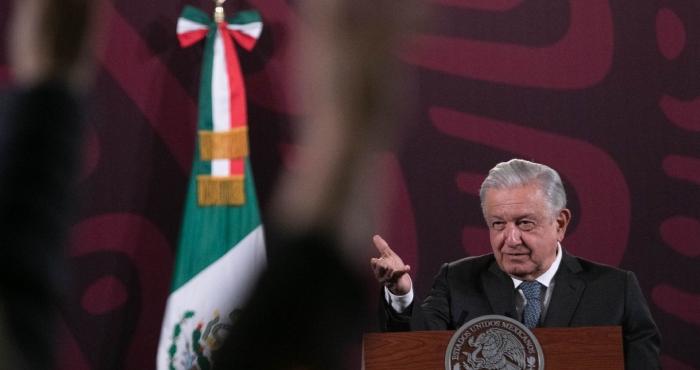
[156,7,265,370]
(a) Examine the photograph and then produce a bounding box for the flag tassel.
[197,175,246,205]
[199,127,249,160]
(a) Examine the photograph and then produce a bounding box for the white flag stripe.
[211,159,230,176]
[156,226,266,369]
[212,29,231,133]
[177,18,208,34]
[211,30,231,176]
[227,21,263,39]
[211,29,232,177]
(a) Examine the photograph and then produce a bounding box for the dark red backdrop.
[0,0,698,369]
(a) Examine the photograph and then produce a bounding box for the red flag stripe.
[178,29,209,48]
[230,158,245,176]
[220,23,247,130]
[229,31,258,51]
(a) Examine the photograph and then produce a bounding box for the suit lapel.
[543,251,586,327]
[482,261,518,320]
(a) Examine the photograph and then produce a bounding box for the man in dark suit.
[371,158,661,370]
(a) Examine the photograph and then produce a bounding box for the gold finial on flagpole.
[214,0,226,23]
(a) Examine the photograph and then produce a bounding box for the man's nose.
[504,223,521,247]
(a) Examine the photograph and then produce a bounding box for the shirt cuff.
[383,277,414,313]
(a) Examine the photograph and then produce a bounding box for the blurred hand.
[370,235,411,295]
[10,0,98,88]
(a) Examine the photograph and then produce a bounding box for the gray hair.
[479,159,567,217]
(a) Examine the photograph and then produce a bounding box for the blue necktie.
[520,281,542,328]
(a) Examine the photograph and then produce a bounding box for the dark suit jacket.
[380,250,661,370]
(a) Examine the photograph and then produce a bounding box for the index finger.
[373,235,394,257]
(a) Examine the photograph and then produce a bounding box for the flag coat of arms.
[157,6,265,370]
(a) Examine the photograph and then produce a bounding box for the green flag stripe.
[181,5,212,25]
[171,157,261,292]
[198,26,216,132]
[228,10,261,25]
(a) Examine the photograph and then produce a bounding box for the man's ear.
[556,208,571,242]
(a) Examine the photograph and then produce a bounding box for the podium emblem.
[445,315,544,370]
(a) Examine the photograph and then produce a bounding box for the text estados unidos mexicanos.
[451,320,536,361]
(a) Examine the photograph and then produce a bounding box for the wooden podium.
[363,326,624,369]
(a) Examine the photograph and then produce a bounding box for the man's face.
[483,183,571,281]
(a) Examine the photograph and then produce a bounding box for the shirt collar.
[512,243,562,289]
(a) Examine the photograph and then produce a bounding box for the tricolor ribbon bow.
[177,6,262,206]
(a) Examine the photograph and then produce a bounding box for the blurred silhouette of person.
[211,0,419,368]
[0,0,97,368]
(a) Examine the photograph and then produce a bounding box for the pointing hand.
[370,235,411,295]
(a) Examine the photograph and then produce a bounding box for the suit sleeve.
[379,263,454,332]
[622,271,661,370]
[378,288,412,332]
[416,263,453,330]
